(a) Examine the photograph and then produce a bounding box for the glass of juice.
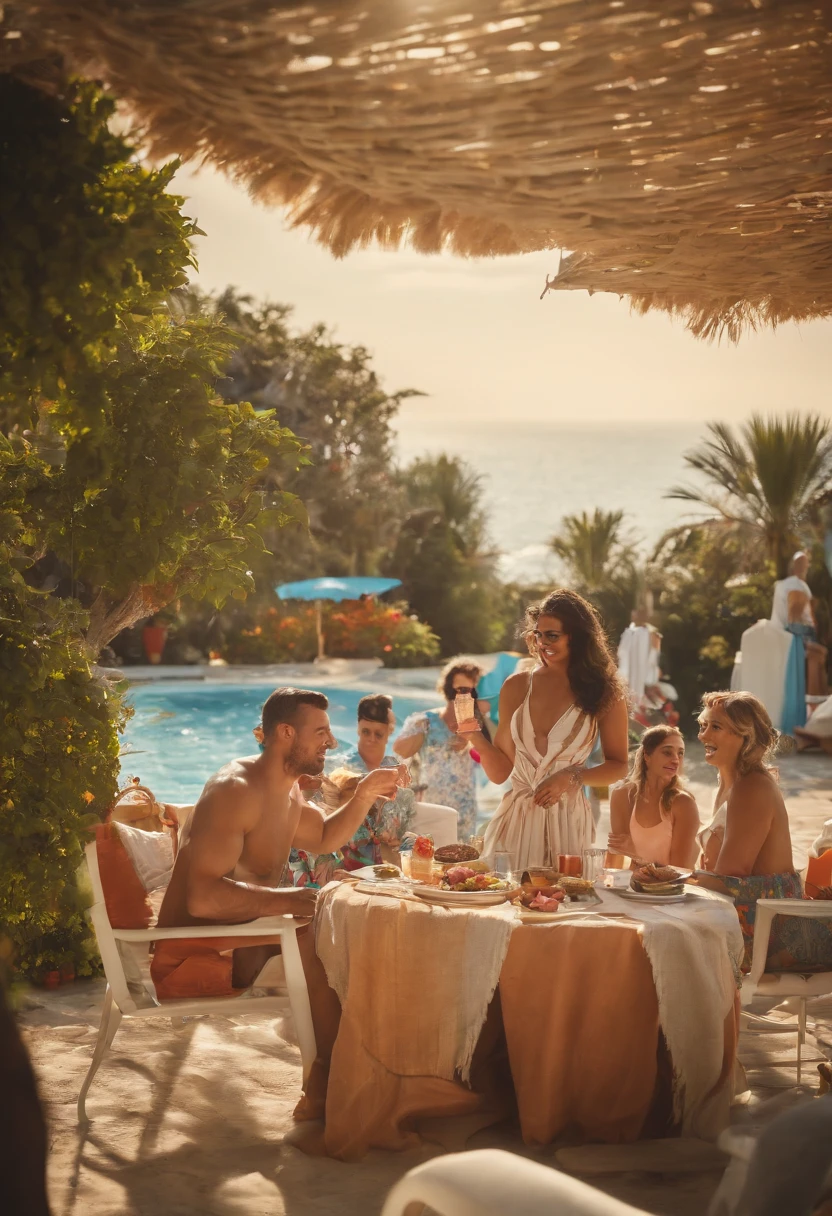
[410,835,435,882]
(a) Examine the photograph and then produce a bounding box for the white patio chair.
[380,1149,649,1216]
[78,840,316,1123]
[741,898,832,1084]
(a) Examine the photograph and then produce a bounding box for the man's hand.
[297,774,323,793]
[275,885,320,917]
[357,768,401,802]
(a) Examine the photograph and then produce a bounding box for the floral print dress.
[396,708,479,839]
[289,747,416,889]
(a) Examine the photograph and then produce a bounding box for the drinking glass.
[468,835,485,855]
[581,848,607,884]
[558,853,582,877]
[493,851,516,881]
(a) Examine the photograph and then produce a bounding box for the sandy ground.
[21,744,832,1216]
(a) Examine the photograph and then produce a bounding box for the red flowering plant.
[223,599,438,666]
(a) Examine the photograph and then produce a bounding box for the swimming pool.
[120,681,436,804]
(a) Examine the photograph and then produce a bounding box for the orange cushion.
[806,850,832,898]
[94,823,152,929]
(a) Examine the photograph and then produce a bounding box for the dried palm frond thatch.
[3,0,832,340]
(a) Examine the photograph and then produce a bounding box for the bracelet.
[568,767,584,788]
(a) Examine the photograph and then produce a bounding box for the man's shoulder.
[196,758,261,809]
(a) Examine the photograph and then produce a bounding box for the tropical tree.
[0,76,198,426]
[651,524,774,726]
[18,315,305,655]
[667,414,832,577]
[182,286,421,582]
[386,455,504,655]
[0,82,306,976]
[549,508,636,591]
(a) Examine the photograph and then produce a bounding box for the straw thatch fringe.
[3,0,832,340]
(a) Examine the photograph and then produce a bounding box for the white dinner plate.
[515,906,566,922]
[616,888,690,904]
[349,864,413,884]
[353,880,414,898]
[413,886,514,908]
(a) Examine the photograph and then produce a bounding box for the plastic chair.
[380,1149,649,1216]
[412,802,459,848]
[78,840,316,1123]
[741,898,832,1084]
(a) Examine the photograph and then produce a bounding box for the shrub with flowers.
[224,599,439,667]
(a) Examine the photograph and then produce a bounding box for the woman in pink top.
[608,725,700,867]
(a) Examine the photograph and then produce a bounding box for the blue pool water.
[120,681,435,804]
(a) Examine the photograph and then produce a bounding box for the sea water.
[395,421,706,582]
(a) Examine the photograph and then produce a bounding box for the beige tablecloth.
[303,884,742,1161]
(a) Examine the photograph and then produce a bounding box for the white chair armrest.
[748,898,832,989]
[111,915,303,942]
[381,1150,647,1216]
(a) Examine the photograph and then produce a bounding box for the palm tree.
[550,508,635,591]
[668,414,832,576]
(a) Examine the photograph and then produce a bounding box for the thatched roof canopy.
[4,0,832,338]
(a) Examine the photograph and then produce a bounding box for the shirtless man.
[771,551,829,697]
[151,686,403,1000]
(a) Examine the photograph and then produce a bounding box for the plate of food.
[414,866,517,907]
[515,885,567,920]
[616,863,692,902]
[556,876,601,902]
[349,863,413,885]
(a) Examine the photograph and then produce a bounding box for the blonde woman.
[693,691,832,971]
[608,725,700,867]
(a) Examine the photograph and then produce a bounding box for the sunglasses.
[453,686,477,697]
[532,629,565,645]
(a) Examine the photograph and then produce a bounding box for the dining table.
[301,879,744,1162]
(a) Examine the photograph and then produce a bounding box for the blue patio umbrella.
[276,576,402,660]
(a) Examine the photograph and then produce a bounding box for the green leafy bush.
[0,76,198,416]
[0,497,123,974]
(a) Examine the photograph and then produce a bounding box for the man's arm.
[787,585,813,625]
[293,768,402,853]
[186,781,315,920]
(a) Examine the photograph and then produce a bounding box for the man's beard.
[286,741,325,777]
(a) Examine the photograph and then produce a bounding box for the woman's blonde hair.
[699,691,780,775]
[629,725,686,817]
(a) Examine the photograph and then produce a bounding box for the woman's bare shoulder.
[671,790,700,819]
[500,671,531,700]
[609,780,634,805]
[728,769,782,813]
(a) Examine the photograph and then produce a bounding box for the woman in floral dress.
[290,693,415,888]
[394,658,486,839]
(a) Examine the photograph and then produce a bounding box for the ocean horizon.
[394,418,709,583]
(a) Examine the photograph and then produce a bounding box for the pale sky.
[174,164,832,432]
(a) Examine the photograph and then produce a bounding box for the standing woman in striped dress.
[470,589,629,871]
